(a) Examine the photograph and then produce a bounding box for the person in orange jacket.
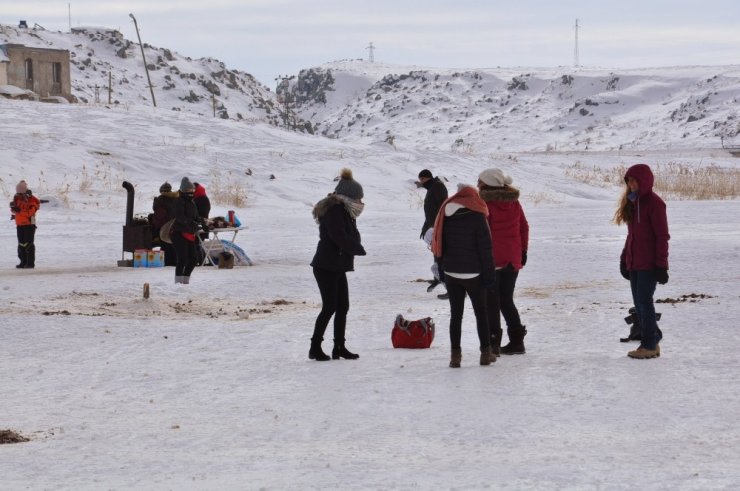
[10,180,40,269]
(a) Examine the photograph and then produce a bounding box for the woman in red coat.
[615,164,669,359]
[478,169,530,355]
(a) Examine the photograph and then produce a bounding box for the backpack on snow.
[392,314,435,349]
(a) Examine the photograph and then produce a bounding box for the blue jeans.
[629,270,660,350]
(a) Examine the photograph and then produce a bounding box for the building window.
[52,62,62,84]
[25,58,33,81]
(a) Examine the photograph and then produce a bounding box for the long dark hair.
[613,185,633,225]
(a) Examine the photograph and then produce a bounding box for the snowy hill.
[288,60,740,151]
[0,23,283,124]
[5,24,740,152]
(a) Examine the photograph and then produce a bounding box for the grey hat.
[334,168,364,200]
[180,177,195,192]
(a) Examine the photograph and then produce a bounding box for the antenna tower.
[574,19,580,67]
[366,42,375,63]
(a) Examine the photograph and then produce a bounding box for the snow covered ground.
[2,98,740,489]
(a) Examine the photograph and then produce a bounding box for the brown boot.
[480,346,495,366]
[449,348,462,368]
[628,345,660,359]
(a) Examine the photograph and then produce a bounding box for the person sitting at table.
[151,182,179,266]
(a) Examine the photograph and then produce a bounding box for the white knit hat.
[478,168,512,187]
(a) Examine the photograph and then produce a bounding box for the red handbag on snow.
[391,314,435,349]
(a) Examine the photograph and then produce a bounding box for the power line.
[574,19,580,68]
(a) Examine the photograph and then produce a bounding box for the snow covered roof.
[0,84,36,99]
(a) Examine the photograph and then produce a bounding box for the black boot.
[17,244,26,268]
[332,341,359,360]
[309,337,330,361]
[501,325,527,355]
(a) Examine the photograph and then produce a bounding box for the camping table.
[199,226,253,266]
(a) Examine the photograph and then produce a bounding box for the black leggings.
[445,275,490,350]
[312,267,350,343]
[486,265,522,332]
[16,224,36,267]
[172,232,198,277]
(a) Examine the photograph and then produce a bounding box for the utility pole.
[274,75,292,129]
[366,42,375,63]
[129,13,156,107]
[574,19,580,68]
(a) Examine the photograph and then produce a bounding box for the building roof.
[0,43,69,55]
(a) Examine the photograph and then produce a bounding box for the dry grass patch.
[208,165,248,207]
[565,162,740,200]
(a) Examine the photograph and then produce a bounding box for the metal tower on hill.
[366,42,375,63]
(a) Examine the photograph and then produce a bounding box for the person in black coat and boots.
[417,169,449,299]
[171,177,202,284]
[151,182,179,266]
[309,168,367,361]
[431,185,496,367]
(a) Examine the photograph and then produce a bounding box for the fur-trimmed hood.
[479,186,520,203]
[313,194,341,223]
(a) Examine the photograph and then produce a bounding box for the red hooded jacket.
[480,186,529,270]
[621,164,670,271]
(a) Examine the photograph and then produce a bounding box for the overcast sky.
[3,1,740,86]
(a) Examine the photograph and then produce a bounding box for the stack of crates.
[133,249,165,268]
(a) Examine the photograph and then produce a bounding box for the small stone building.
[0,44,71,101]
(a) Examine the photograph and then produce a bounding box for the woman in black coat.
[309,168,367,361]
[171,177,201,284]
[431,185,496,367]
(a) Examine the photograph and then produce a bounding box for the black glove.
[655,268,669,285]
[11,206,20,213]
[620,260,630,280]
[521,250,528,267]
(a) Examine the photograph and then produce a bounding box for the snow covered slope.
[5,24,740,153]
[289,60,740,151]
[2,97,740,489]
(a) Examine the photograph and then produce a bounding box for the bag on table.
[391,314,435,349]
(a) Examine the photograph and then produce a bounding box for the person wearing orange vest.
[10,180,40,269]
